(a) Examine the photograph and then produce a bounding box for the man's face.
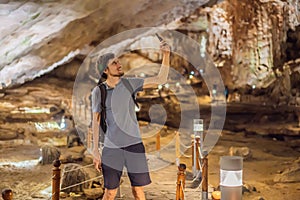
[104,58,124,77]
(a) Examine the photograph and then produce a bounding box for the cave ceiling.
[0,0,299,90]
[0,0,217,89]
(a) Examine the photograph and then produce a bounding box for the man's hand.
[93,149,102,172]
[160,41,171,55]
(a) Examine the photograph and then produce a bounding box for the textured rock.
[61,163,90,193]
[0,0,213,89]
[204,0,299,88]
[274,164,300,183]
[83,188,104,199]
[39,145,60,165]
[229,146,252,160]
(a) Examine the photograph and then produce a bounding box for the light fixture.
[220,156,243,200]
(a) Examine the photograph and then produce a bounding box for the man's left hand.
[160,41,171,55]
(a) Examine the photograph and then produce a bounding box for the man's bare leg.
[132,186,146,200]
[102,188,118,200]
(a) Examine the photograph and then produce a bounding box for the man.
[92,40,170,200]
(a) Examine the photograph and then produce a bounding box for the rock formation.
[0,0,213,89]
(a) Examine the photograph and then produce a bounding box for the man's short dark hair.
[96,53,115,79]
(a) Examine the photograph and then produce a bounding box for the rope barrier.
[62,163,94,173]
[179,149,192,158]
[190,178,204,192]
[29,181,52,198]
[179,141,192,149]
[60,175,103,191]
[198,158,203,172]
[197,146,204,170]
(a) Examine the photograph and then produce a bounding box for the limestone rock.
[83,188,104,199]
[0,129,18,140]
[59,151,83,164]
[229,146,252,160]
[274,164,300,183]
[61,163,91,193]
[39,145,60,165]
[0,0,213,89]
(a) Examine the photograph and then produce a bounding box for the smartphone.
[155,33,164,42]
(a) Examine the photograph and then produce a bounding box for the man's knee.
[132,186,145,199]
[103,188,118,200]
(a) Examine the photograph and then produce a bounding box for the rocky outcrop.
[0,0,214,89]
[226,0,299,88]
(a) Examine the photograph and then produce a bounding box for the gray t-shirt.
[92,77,144,148]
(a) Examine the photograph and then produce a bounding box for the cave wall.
[205,0,300,88]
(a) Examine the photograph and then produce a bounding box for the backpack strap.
[98,83,107,133]
[121,78,139,108]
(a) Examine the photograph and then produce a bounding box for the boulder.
[274,164,300,183]
[61,163,90,193]
[229,146,252,160]
[39,145,60,165]
[83,188,104,199]
[0,129,18,140]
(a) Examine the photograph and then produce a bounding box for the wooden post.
[2,189,13,200]
[52,159,61,200]
[202,156,208,200]
[176,163,186,200]
[195,137,200,171]
[191,140,194,168]
[156,131,160,157]
[175,131,180,165]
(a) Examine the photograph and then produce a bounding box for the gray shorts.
[101,143,151,189]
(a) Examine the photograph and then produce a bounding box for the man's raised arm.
[143,42,170,89]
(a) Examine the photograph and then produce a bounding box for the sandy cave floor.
[1,130,300,200]
[0,77,300,199]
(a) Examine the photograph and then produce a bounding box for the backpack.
[98,78,139,134]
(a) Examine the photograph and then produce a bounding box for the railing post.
[176,163,186,200]
[2,188,13,200]
[156,131,161,157]
[195,137,200,171]
[202,155,208,200]
[191,138,194,170]
[175,131,180,165]
[52,159,61,200]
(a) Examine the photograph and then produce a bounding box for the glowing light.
[60,117,66,129]
[34,121,61,132]
[158,85,163,90]
[164,83,170,89]
[189,74,193,79]
[175,82,180,87]
[220,170,243,187]
[212,89,217,95]
[252,85,256,89]
[11,107,50,114]
[140,72,146,77]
